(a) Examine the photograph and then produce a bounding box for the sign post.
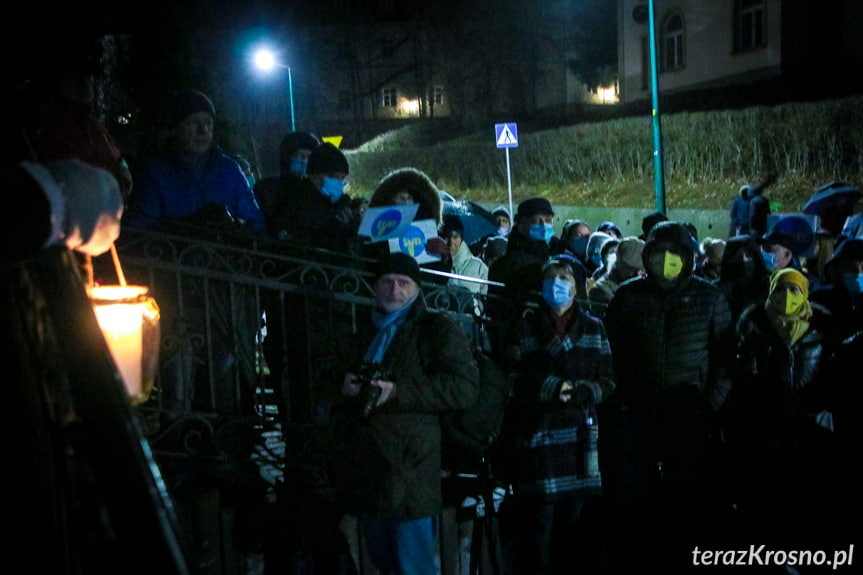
[495,122,519,220]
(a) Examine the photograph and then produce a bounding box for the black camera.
[354,362,391,418]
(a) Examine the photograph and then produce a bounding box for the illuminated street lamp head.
[254,49,277,71]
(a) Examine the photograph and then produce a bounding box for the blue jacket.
[125,148,264,234]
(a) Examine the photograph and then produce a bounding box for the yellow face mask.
[772,291,806,315]
[663,251,683,279]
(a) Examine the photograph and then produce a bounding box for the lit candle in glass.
[90,285,160,404]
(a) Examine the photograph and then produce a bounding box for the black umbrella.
[803,181,861,215]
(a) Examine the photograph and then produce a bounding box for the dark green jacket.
[328,301,480,519]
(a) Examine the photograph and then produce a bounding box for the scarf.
[765,268,812,346]
[364,294,417,364]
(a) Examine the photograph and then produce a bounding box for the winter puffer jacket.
[605,221,734,411]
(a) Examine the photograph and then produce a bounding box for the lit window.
[432,86,444,105]
[382,88,397,107]
[662,13,685,71]
[734,0,766,51]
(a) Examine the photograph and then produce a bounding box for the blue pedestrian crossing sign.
[495,123,518,148]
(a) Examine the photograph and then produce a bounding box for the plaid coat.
[501,303,614,501]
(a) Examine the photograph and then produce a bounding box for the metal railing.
[113,225,507,574]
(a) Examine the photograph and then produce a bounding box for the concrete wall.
[480,204,732,241]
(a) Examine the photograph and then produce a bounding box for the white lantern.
[90,285,160,405]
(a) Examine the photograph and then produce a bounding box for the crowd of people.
[11,76,863,575]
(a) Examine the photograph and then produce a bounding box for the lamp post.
[254,48,295,132]
[647,0,666,214]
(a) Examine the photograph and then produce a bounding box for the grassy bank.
[345,94,863,212]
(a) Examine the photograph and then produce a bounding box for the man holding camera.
[331,252,480,575]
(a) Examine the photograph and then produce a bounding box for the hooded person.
[254,131,320,220]
[729,267,840,545]
[492,206,512,237]
[366,167,450,280]
[439,214,489,294]
[588,236,644,318]
[279,131,321,178]
[265,142,358,254]
[695,238,726,284]
[556,218,592,268]
[369,167,443,227]
[729,185,752,236]
[584,230,613,276]
[597,221,622,239]
[602,220,734,570]
[747,184,771,238]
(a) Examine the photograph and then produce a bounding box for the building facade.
[617,0,863,105]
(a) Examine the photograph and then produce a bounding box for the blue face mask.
[246,175,256,189]
[530,222,555,244]
[762,251,777,271]
[289,158,308,176]
[841,272,863,294]
[321,177,344,202]
[567,236,589,257]
[542,277,574,308]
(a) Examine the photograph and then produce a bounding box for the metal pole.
[505,147,513,221]
[288,66,296,132]
[648,0,666,214]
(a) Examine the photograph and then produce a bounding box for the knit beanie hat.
[615,236,645,271]
[307,142,349,176]
[516,197,554,220]
[376,252,422,284]
[166,89,215,127]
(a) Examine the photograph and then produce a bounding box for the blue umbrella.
[803,182,861,215]
[440,194,497,246]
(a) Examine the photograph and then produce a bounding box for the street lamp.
[254,48,295,132]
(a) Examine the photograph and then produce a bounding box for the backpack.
[420,313,513,470]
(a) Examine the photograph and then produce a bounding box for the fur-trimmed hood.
[370,167,443,225]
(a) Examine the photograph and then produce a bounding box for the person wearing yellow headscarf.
[764,268,813,346]
[726,264,840,548]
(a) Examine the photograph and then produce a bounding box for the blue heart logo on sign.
[398,224,427,258]
[370,208,403,241]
